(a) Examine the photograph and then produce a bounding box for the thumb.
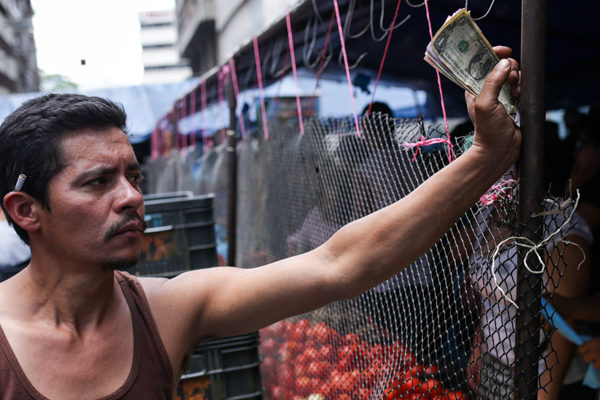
[478,59,511,105]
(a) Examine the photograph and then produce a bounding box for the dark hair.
[0,93,128,243]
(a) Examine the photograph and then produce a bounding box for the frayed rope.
[401,136,454,161]
[491,190,586,309]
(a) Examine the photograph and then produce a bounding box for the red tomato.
[261,337,278,354]
[369,344,385,361]
[343,333,361,346]
[302,346,319,361]
[358,387,372,399]
[424,364,439,375]
[339,344,359,361]
[420,378,442,396]
[295,376,312,396]
[270,385,282,399]
[400,376,421,395]
[318,344,334,360]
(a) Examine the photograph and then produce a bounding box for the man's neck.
[9,261,118,336]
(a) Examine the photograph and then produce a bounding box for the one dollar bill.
[424,9,519,122]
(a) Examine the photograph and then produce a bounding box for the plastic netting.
[233,113,581,399]
[143,112,585,399]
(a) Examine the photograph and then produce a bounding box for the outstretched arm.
[146,49,521,371]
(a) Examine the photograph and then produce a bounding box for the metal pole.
[514,1,546,399]
[226,69,238,267]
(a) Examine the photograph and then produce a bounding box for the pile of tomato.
[259,318,469,400]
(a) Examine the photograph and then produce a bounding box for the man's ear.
[2,192,41,234]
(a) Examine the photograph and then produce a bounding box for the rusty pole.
[225,66,238,267]
[514,0,546,399]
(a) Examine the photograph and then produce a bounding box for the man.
[0,48,520,399]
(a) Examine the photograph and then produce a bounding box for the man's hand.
[465,46,522,169]
[580,337,600,369]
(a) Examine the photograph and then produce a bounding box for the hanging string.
[308,11,335,118]
[175,100,181,152]
[479,179,517,206]
[367,0,403,115]
[268,47,290,122]
[253,36,270,140]
[333,0,361,137]
[189,87,196,147]
[201,78,207,149]
[423,0,455,163]
[401,135,453,161]
[218,65,230,143]
[491,191,585,309]
[151,128,159,159]
[286,13,305,136]
[229,58,247,140]
[181,95,187,149]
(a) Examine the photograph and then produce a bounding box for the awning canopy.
[0,79,199,143]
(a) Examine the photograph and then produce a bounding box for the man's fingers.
[478,59,511,106]
[492,45,512,59]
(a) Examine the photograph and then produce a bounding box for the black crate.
[143,191,193,201]
[176,332,263,400]
[131,194,219,277]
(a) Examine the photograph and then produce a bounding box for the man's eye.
[88,177,107,186]
[129,174,145,185]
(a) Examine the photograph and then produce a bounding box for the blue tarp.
[0,79,199,143]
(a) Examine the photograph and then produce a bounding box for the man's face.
[37,127,145,271]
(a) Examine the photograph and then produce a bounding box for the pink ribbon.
[333,0,361,137]
[201,78,207,149]
[229,58,247,140]
[402,135,453,161]
[253,37,270,140]
[480,179,518,205]
[368,0,403,115]
[424,0,455,163]
[286,13,305,135]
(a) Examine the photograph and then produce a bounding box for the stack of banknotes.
[424,9,519,122]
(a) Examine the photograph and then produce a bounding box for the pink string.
[480,179,518,205]
[181,95,187,148]
[190,87,196,147]
[333,0,361,137]
[402,135,453,161]
[424,0,455,163]
[309,11,335,118]
[151,128,159,159]
[175,100,181,151]
[253,37,270,140]
[268,48,290,121]
[201,79,207,149]
[218,65,230,143]
[367,0,402,115]
[229,58,247,140]
[286,13,305,136]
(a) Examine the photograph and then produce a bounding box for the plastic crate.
[175,332,263,400]
[130,194,219,277]
[143,191,193,201]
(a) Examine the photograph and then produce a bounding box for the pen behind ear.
[14,174,26,191]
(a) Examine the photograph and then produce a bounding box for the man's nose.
[114,176,143,211]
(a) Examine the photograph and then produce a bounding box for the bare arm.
[146,49,522,368]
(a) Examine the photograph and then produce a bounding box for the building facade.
[139,9,193,85]
[0,0,39,94]
[175,0,299,77]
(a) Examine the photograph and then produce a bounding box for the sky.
[31,0,175,91]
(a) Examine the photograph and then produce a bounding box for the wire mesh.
[231,112,588,399]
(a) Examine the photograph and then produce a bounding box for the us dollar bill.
[425,9,519,122]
